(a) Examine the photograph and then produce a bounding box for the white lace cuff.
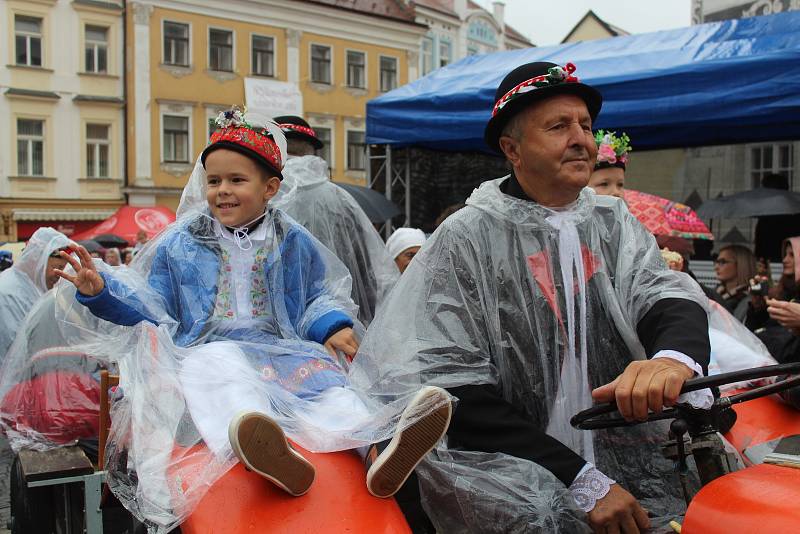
[569,463,615,513]
[652,350,714,409]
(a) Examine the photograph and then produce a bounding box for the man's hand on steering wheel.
[591,359,695,422]
[588,484,650,534]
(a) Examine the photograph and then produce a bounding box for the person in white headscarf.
[271,115,399,325]
[54,108,452,532]
[351,62,715,533]
[385,228,426,273]
[0,227,71,359]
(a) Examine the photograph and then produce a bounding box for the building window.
[439,40,452,68]
[346,50,366,89]
[15,15,43,67]
[209,28,233,72]
[164,21,189,66]
[315,126,332,164]
[347,131,366,171]
[380,56,398,92]
[86,124,110,178]
[163,115,189,163]
[251,35,274,77]
[751,143,794,188]
[421,37,433,76]
[311,44,331,84]
[17,119,44,176]
[85,25,108,73]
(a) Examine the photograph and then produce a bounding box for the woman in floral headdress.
[588,130,631,199]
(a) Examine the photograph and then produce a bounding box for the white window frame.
[84,24,109,74]
[747,142,796,189]
[85,123,111,178]
[15,14,43,68]
[309,42,333,85]
[312,125,334,168]
[346,129,366,172]
[208,26,235,72]
[250,33,275,77]
[16,117,45,177]
[421,36,434,76]
[162,19,191,67]
[378,54,398,93]
[439,38,452,68]
[345,48,367,89]
[160,109,193,164]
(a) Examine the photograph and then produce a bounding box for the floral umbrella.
[624,189,713,240]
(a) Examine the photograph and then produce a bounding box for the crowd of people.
[0,59,796,534]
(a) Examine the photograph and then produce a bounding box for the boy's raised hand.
[324,327,360,362]
[55,245,105,297]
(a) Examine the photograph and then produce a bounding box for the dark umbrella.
[92,234,129,248]
[697,188,800,219]
[77,239,104,253]
[720,226,749,244]
[336,183,402,223]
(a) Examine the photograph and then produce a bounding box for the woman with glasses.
[714,245,757,322]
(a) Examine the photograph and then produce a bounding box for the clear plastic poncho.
[0,281,119,451]
[351,178,710,532]
[0,227,71,359]
[707,299,777,388]
[57,138,448,532]
[272,155,399,325]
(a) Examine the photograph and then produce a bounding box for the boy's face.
[205,149,281,227]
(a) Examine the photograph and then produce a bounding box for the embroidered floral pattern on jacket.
[213,248,234,319]
[250,247,270,317]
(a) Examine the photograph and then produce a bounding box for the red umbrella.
[72,206,175,245]
[624,189,713,240]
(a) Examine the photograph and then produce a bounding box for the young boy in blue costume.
[56,109,451,506]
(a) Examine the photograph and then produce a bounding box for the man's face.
[499,94,597,204]
[394,246,421,273]
[45,255,68,289]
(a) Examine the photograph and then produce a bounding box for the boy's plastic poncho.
[0,227,71,359]
[272,155,398,325]
[351,179,710,532]
[60,152,447,532]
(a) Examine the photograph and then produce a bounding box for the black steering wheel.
[571,362,800,431]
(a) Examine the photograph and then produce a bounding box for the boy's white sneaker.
[366,386,452,498]
[228,411,315,496]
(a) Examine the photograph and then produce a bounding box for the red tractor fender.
[179,445,412,534]
[682,394,800,533]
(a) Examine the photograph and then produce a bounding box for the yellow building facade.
[0,0,126,241]
[127,0,423,211]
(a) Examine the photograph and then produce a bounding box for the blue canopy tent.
[367,11,800,152]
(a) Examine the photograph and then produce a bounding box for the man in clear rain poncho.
[53,109,452,533]
[352,62,714,533]
[0,227,71,360]
[270,115,398,325]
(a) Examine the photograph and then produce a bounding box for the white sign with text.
[244,78,303,119]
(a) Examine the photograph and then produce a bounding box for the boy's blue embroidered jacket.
[76,212,354,346]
